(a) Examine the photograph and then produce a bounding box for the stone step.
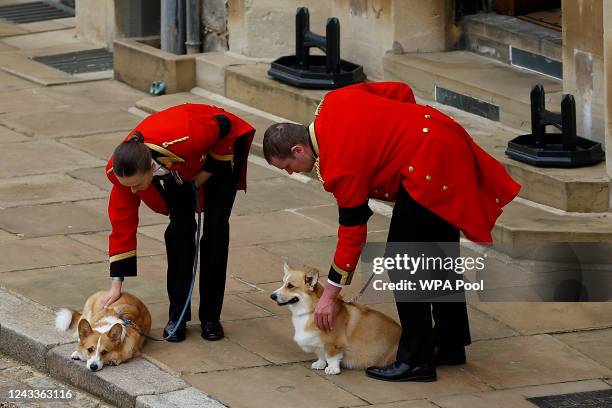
[211,59,608,213]
[383,50,562,131]
[225,62,324,126]
[462,13,562,77]
[132,90,612,247]
[495,199,612,246]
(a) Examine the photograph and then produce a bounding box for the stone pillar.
[202,0,229,51]
[75,0,118,48]
[604,1,612,179]
[562,0,605,145]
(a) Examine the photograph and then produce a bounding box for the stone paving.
[0,16,611,408]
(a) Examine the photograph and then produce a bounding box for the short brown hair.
[112,131,152,177]
[263,123,309,163]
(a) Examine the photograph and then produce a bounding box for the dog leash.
[122,183,202,342]
[344,271,376,304]
[121,318,166,342]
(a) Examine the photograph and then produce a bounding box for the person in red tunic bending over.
[102,103,255,342]
[262,81,520,382]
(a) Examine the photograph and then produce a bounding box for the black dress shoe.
[163,320,186,342]
[434,346,466,366]
[201,321,224,341]
[365,361,436,382]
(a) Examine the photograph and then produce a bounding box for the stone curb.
[0,288,225,408]
[0,288,74,371]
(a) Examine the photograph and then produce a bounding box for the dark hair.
[112,131,152,177]
[262,123,309,163]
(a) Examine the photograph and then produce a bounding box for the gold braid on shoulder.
[313,99,324,184]
[314,159,324,184]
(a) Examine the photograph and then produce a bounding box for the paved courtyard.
[0,18,611,408]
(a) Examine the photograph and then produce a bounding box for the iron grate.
[528,389,612,408]
[0,1,74,24]
[434,86,500,122]
[32,48,113,75]
[511,46,563,80]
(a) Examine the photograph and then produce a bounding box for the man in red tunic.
[103,103,254,342]
[263,82,520,381]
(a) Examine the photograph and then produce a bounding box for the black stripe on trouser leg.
[199,166,237,323]
[162,180,196,323]
[386,187,469,365]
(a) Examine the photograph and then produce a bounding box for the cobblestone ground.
[0,353,115,408]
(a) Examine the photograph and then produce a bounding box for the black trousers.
[387,187,471,365]
[160,168,237,324]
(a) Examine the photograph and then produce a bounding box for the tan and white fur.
[55,291,151,371]
[271,263,401,375]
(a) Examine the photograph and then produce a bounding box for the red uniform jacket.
[310,82,521,286]
[106,104,255,277]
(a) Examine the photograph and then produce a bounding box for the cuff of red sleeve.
[326,279,346,288]
[109,252,137,277]
[327,262,354,286]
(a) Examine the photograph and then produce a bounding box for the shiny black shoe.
[163,320,186,342]
[434,346,466,366]
[201,321,224,341]
[365,361,437,382]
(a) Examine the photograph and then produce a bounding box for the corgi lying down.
[55,291,151,371]
[271,263,401,375]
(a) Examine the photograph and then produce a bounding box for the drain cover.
[33,48,113,74]
[528,389,612,408]
[0,1,74,24]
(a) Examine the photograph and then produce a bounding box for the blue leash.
[123,183,201,341]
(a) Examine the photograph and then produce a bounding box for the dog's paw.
[70,351,81,361]
[324,366,341,375]
[107,360,121,366]
[311,360,327,370]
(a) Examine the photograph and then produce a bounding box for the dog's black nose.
[89,363,98,371]
[270,293,277,300]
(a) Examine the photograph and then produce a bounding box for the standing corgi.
[55,291,151,371]
[271,263,400,374]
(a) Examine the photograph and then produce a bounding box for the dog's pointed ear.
[305,268,319,289]
[283,258,290,278]
[108,323,123,343]
[78,319,92,339]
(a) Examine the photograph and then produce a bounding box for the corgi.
[55,291,151,371]
[271,263,401,375]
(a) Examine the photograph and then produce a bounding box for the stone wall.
[76,0,160,50]
[604,1,612,178]
[226,0,452,80]
[391,0,454,54]
[562,0,605,144]
[228,0,331,58]
[329,0,394,80]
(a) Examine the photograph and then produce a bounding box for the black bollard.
[268,7,366,89]
[506,84,603,167]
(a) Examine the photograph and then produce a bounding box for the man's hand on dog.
[315,285,341,332]
[100,281,122,310]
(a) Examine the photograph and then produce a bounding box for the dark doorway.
[455,0,562,32]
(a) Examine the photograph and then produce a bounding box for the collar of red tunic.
[308,122,320,158]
